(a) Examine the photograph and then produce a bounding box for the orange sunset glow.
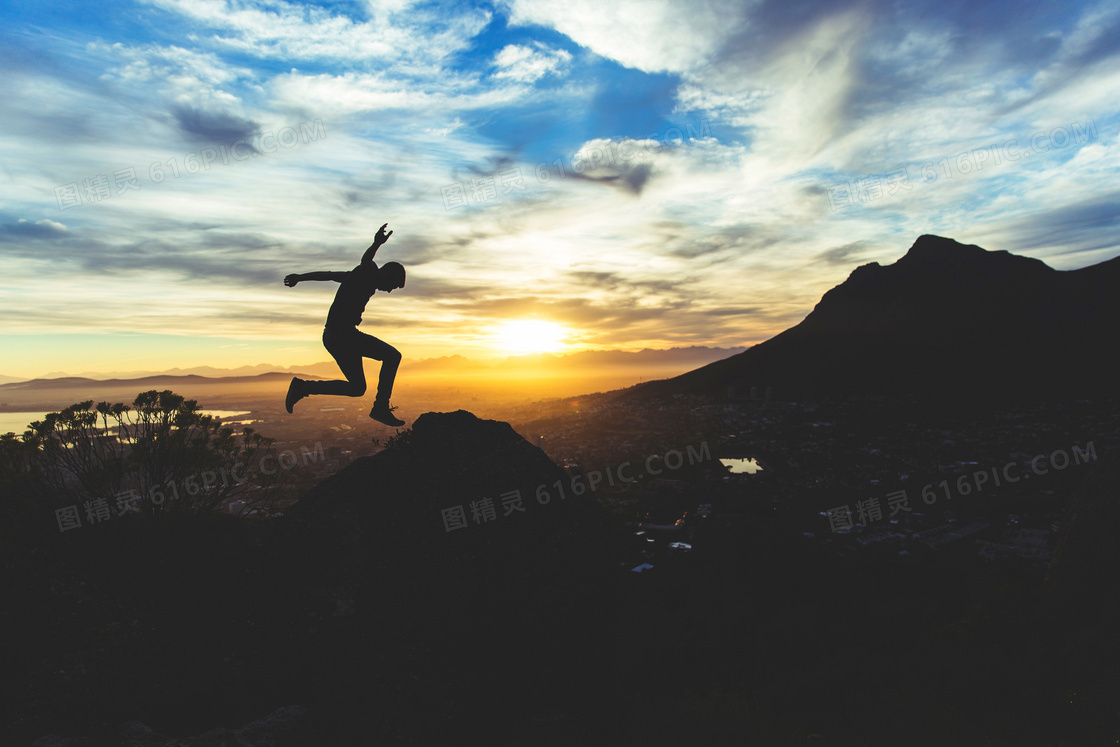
[492,319,570,354]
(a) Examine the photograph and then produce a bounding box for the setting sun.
[493,320,569,354]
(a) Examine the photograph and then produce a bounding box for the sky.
[1,0,1118,379]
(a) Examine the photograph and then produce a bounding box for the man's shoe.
[369,401,405,427]
[285,377,306,414]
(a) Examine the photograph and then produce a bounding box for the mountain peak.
[409,409,536,456]
[901,234,986,260]
[896,234,1051,274]
[289,409,594,527]
[631,235,1120,400]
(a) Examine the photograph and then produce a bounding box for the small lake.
[0,412,48,435]
[720,457,764,474]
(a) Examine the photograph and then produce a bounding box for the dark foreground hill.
[271,409,625,743]
[1048,443,1120,602]
[631,235,1120,401]
[8,411,625,746]
[9,408,1120,745]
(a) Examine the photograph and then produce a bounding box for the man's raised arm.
[284,271,348,287]
[360,223,394,265]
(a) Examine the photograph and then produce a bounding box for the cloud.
[171,104,261,145]
[503,0,743,73]
[266,69,529,119]
[492,43,572,83]
[969,190,1120,260]
[816,241,869,265]
[561,159,654,196]
[103,42,250,87]
[0,218,69,240]
[140,0,489,63]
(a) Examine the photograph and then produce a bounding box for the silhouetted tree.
[18,390,287,518]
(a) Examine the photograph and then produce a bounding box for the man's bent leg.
[356,333,405,426]
[376,346,401,403]
[354,333,401,404]
[302,327,368,397]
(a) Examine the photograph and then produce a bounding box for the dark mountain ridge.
[631,235,1120,401]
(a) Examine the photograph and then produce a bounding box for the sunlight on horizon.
[492,320,571,354]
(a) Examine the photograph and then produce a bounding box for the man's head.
[377,261,406,292]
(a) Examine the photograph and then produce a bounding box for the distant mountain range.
[0,372,300,412]
[0,372,296,392]
[631,235,1120,400]
[0,346,747,410]
[3,346,745,385]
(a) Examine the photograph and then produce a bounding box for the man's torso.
[325,263,378,329]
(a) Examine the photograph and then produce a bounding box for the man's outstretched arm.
[360,223,393,265]
[284,271,348,286]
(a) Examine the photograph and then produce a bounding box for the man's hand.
[284,274,301,287]
[361,223,393,265]
[373,223,393,247]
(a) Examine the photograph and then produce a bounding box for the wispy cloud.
[0,0,1116,377]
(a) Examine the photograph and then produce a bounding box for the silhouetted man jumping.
[283,223,407,427]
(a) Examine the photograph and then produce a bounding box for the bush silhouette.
[8,390,287,521]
